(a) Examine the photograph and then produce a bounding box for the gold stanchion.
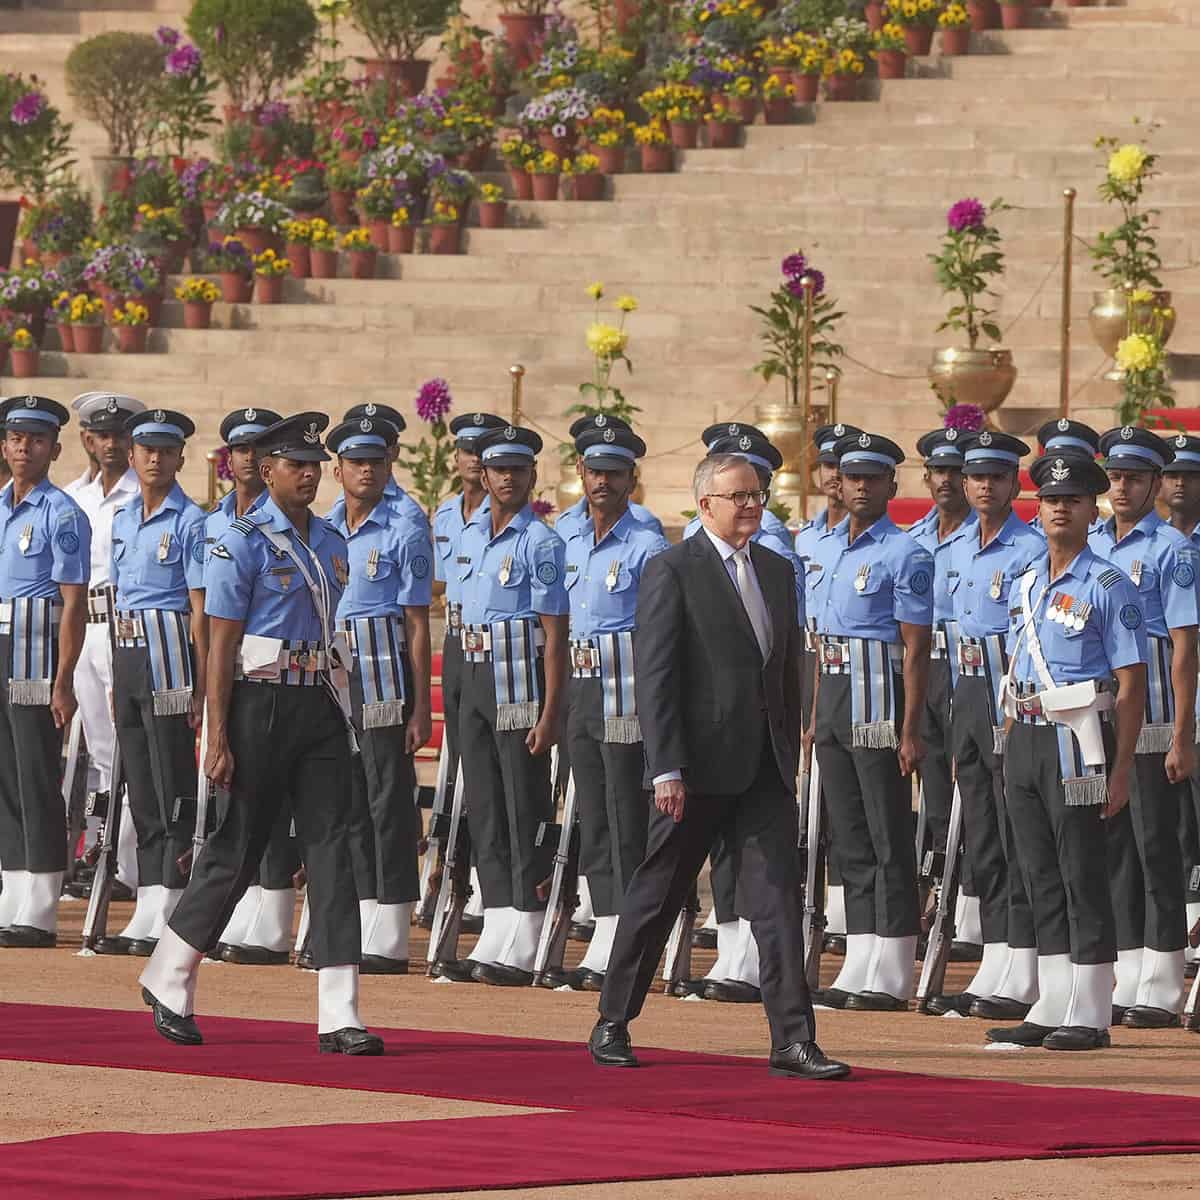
[205,449,221,510]
[1059,188,1076,418]
[509,363,525,425]
[800,275,815,520]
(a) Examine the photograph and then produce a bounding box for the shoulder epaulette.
[1098,568,1123,590]
[229,517,257,536]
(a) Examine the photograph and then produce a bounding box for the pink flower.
[531,498,555,519]
[155,25,180,48]
[781,252,806,279]
[415,377,452,423]
[944,403,986,432]
[10,92,44,127]
[165,44,201,77]
[947,198,986,233]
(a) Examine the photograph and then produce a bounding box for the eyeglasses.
[706,489,770,508]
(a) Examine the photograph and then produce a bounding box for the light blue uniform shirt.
[1006,545,1147,684]
[205,495,347,639]
[433,492,490,606]
[111,483,206,612]
[203,489,268,579]
[327,477,429,538]
[564,508,669,639]
[1089,512,1200,639]
[0,477,90,598]
[912,510,977,627]
[556,496,663,543]
[946,511,1044,639]
[458,504,569,625]
[793,508,833,629]
[811,514,934,641]
[331,497,435,620]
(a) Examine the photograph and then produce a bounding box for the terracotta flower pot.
[310,248,338,278]
[255,274,284,303]
[904,27,934,55]
[363,57,430,101]
[865,1,886,30]
[57,323,76,352]
[593,145,626,174]
[72,323,103,353]
[349,249,378,280]
[202,200,222,225]
[730,96,758,124]
[429,225,462,255]
[941,27,970,54]
[234,227,283,256]
[669,120,699,150]
[368,218,391,250]
[509,170,534,201]
[141,291,164,327]
[219,272,252,303]
[478,202,507,229]
[999,3,1027,29]
[531,174,560,201]
[825,74,860,101]
[967,0,1000,30]
[537,130,577,159]
[640,144,673,173]
[499,13,548,71]
[287,243,311,278]
[762,97,794,124]
[116,325,148,354]
[387,224,416,252]
[183,301,212,330]
[705,120,740,149]
[10,347,39,377]
[570,174,604,201]
[792,74,820,103]
[330,190,356,226]
[877,49,908,78]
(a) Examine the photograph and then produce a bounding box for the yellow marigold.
[1115,332,1159,373]
[1108,144,1148,184]
[586,322,628,359]
[587,281,605,300]
[615,295,637,313]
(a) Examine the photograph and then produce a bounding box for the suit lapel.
[690,532,760,654]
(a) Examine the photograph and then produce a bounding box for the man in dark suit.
[587,454,850,1080]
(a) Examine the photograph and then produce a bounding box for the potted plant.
[69,292,106,353]
[0,259,61,345]
[498,0,550,72]
[110,300,151,353]
[215,189,294,255]
[253,248,291,302]
[701,97,740,150]
[1115,315,1174,427]
[873,22,908,79]
[927,197,1017,412]
[477,184,507,229]
[564,154,603,201]
[134,202,189,273]
[356,177,399,249]
[9,327,39,377]
[0,73,75,212]
[426,199,462,254]
[18,183,93,265]
[205,236,255,302]
[396,377,458,515]
[383,204,413,252]
[520,87,598,158]
[175,275,221,328]
[998,0,1028,30]
[282,217,313,278]
[309,217,340,277]
[789,35,826,104]
[49,290,74,351]
[582,107,631,173]
[823,48,867,101]
[340,227,379,278]
[150,27,218,158]
[865,1,889,30]
[938,3,971,54]
[277,158,328,217]
[500,135,538,199]
[348,0,458,98]
[890,0,940,56]
[761,74,795,124]
[966,0,1000,30]
[527,149,562,201]
[323,157,360,225]
[639,83,707,151]
[634,121,673,173]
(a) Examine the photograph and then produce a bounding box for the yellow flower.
[1108,144,1148,184]
[615,295,637,313]
[586,322,628,359]
[1129,288,1154,304]
[1115,332,1159,373]
[11,328,34,350]
[587,282,605,300]
[392,206,411,225]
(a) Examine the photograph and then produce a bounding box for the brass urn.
[927,347,1017,412]
[1088,288,1175,378]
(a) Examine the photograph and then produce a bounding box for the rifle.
[426,762,472,971]
[415,740,451,927]
[176,705,211,879]
[1184,916,1200,1032]
[800,751,825,991]
[61,711,89,884]
[661,892,700,995]
[914,781,964,1012]
[61,708,84,819]
[532,764,580,986]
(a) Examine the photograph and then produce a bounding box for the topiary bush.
[349,0,460,61]
[64,32,164,155]
[187,0,319,109]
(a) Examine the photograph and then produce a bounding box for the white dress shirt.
[63,466,97,500]
[75,468,140,588]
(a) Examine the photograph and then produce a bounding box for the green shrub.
[186,0,318,108]
[65,33,163,155]
[349,0,460,60]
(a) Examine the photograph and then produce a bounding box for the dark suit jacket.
[634,530,803,797]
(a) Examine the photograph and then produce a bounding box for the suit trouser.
[347,661,421,905]
[1004,722,1115,963]
[0,634,66,872]
[112,645,196,890]
[75,623,114,794]
[458,659,552,912]
[1107,752,1187,953]
[952,675,1035,948]
[169,681,360,968]
[1182,772,1200,903]
[815,673,920,938]
[600,737,816,1048]
[566,676,649,917]
[920,657,956,869]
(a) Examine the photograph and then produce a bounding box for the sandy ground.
[2,900,1199,1198]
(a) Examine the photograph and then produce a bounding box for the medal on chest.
[989,570,1003,601]
[1047,592,1064,622]
[1072,601,1092,632]
[366,547,380,580]
[157,532,171,563]
[17,523,32,555]
[498,554,513,586]
[606,559,620,592]
[1130,559,1143,587]
[853,563,870,593]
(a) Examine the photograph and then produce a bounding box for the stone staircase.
[3,0,1200,518]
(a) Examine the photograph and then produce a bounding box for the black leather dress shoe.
[969,995,1032,1021]
[0,926,56,949]
[430,958,479,983]
[472,961,534,987]
[359,955,409,975]
[569,921,595,942]
[769,1042,851,1080]
[950,940,983,963]
[812,987,852,1009]
[691,927,718,950]
[703,979,762,1004]
[1111,1004,1129,1026]
[460,913,484,935]
[985,1020,1055,1046]
[538,966,585,990]
[218,942,290,966]
[143,988,203,1046]
[588,1018,639,1067]
[127,938,158,957]
[1043,1025,1111,1051]
[1122,1005,1180,1029]
[926,992,977,1017]
[823,933,847,955]
[318,1027,384,1055]
[844,990,907,1012]
[578,969,606,992]
[94,935,132,956]
[669,978,706,999]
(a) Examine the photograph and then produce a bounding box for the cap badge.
[1121,426,1134,441]
[106,397,119,414]
[944,428,958,442]
[1051,458,1070,483]
[153,409,166,423]
[834,423,845,436]
[979,431,993,446]
[1058,418,1070,432]
[23,396,36,408]
[603,428,616,443]
[858,433,871,448]
[738,435,752,451]
[303,422,320,445]
[364,404,377,416]
[1178,435,1189,448]
[245,408,256,421]
[473,412,484,423]
[594,414,607,427]
[359,419,372,433]
[503,426,518,441]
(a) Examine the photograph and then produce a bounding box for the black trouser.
[112,645,195,890]
[348,658,421,905]
[170,682,360,968]
[920,656,956,869]
[951,675,1035,949]
[0,634,65,873]
[1004,722,1115,964]
[254,801,299,891]
[1107,752,1187,953]
[441,632,464,785]
[815,672,920,938]
[458,659,552,912]
[802,645,840,891]
[566,676,649,918]
[1182,772,1200,904]
[600,738,815,1049]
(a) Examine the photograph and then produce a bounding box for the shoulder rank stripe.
[230,517,256,536]
[1098,568,1123,590]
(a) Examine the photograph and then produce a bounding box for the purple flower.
[415,377,452,424]
[10,92,44,127]
[531,498,555,519]
[155,25,180,48]
[258,100,290,127]
[947,197,987,233]
[214,446,233,483]
[944,403,986,433]
[552,123,567,139]
[781,252,806,280]
[785,269,824,298]
[165,43,201,77]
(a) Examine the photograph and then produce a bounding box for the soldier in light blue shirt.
[100,409,206,958]
[1028,419,1102,538]
[328,415,433,975]
[1090,426,1200,1026]
[0,395,90,946]
[810,432,932,1010]
[990,451,1146,1052]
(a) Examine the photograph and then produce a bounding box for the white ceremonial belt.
[929,628,948,659]
[87,586,112,624]
[237,644,331,682]
[446,602,463,632]
[461,624,546,658]
[0,600,63,635]
[804,627,819,653]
